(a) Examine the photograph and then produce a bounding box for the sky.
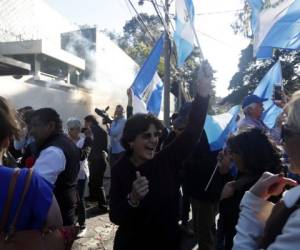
[45,0,250,97]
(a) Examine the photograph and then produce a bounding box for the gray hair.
[66,117,81,130]
[243,102,258,116]
[286,90,300,132]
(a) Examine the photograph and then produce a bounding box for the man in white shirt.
[30,108,80,226]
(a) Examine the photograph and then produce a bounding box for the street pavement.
[72,202,198,250]
[72,204,117,250]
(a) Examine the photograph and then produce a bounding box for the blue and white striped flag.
[253,60,283,128]
[131,34,164,116]
[248,0,300,58]
[204,105,241,151]
[174,0,195,66]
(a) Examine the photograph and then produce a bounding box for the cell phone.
[274,85,283,101]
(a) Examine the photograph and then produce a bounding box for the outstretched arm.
[126,88,133,119]
[157,60,213,169]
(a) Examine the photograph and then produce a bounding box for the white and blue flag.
[174,0,195,66]
[248,0,300,58]
[204,106,241,151]
[253,60,283,128]
[131,34,164,116]
[204,62,283,151]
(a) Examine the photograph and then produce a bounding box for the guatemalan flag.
[131,34,164,117]
[253,60,283,128]
[248,0,300,58]
[174,0,195,66]
[204,105,240,151]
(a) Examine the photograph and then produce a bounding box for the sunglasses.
[175,126,186,131]
[281,124,300,143]
[140,131,162,140]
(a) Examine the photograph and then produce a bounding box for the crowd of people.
[1,60,300,250]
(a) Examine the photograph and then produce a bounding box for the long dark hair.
[0,108,21,144]
[0,96,21,141]
[227,128,282,175]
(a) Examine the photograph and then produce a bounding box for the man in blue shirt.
[238,94,281,142]
[108,105,126,167]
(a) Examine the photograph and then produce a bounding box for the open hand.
[196,60,213,97]
[127,88,133,106]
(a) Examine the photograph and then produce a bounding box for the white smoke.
[63,29,139,115]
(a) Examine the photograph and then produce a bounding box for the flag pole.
[163,0,171,128]
[204,163,219,191]
[191,23,204,61]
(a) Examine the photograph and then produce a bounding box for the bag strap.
[7,168,33,235]
[0,168,20,232]
[260,196,300,248]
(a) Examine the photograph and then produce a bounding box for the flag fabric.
[131,34,164,116]
[253,60,283,128]
[204,62,283,151]
[174,0,195,66]
[204,105,241,151]
[247,0,300,58]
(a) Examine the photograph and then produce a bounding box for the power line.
[150,0,171,37]
[197,30,236,49]
[127,0,156,43]
[158,0,175,33]
[196,9,243,16]
[123,0,136,19]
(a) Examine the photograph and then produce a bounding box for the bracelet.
[127,193,139,207]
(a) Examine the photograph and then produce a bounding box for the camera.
[95,106,113,124]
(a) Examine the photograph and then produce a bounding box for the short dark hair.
[84,115,98,125]
[121,113,163,155]
[227,128,282,175]
[31,108,62,132]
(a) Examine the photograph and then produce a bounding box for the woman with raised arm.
[109,61,213,250]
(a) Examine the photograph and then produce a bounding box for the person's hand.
[218,149,231,175]
[196,60,213,97]
[83,127,93,138]
[273,91,288,109]
[250,172,297,200]
[221,181,236,200]
[130,171,149,204]
[275,112,287,128]
[127,88,133,106]
[127,88,133,98]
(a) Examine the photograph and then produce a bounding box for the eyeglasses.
[281,124,300,143]
[140,131,162,140]
[175,126,185,132]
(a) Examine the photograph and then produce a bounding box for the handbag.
[0,168,77,250]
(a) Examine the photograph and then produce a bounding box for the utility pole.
[163,0,171,127]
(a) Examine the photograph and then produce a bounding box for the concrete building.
[0,0,135,123]
[0,0,174,124]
